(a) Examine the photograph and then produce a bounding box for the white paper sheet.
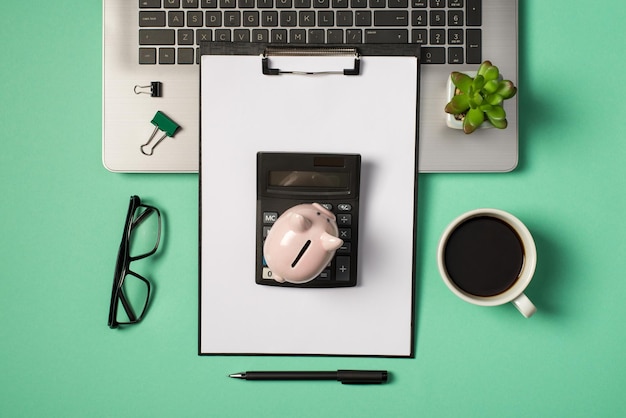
[200,51,418,356]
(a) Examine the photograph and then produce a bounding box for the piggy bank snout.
[321,231,343,252]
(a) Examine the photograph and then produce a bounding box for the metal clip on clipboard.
[261,47,361,76]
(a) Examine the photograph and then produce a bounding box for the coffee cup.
[437,209,537,318]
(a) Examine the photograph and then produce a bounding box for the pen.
[229,370,388,384]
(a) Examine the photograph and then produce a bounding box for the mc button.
[263,211,279,224]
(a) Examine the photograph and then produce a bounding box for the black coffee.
[444,216,524,297]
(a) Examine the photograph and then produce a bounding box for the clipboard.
[199,42,420,357]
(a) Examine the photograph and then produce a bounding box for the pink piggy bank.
[264,203,343,284]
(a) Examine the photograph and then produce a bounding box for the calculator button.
[339,228,351,240]
[263,226,272,238]
[337,203,352,211]
[262,267,274,279]
[263,211,279,224]
[337,213,352,226]
[316,269,331,280]
[319,203,333,211]
[337,242,351,254]
[335,256,350,281]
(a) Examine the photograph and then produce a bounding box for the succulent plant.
[444,60,517,134]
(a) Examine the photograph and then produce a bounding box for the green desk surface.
[2,2,625,417]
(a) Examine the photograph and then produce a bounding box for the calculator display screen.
[268,171,349,189]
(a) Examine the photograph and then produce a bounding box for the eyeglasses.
[108,196,161,329]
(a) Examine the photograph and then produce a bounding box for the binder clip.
[140,111,180,156]
[134,81,162,97]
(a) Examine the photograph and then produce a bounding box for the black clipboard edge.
[200,41,420,58]
[198,42,420,358]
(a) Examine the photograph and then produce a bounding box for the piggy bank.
[264,203,343,284]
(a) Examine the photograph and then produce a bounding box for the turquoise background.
[2,1,625,417]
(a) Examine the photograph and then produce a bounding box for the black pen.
[229,370,389,384]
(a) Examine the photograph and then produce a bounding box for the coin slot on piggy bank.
[256,152,361,288]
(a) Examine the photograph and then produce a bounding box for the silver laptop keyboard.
[138,0,481,65]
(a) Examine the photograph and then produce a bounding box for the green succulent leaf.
[477,60,493,77]
[485,93,503,106]
[485,105,506,121]
[445,93,470,114]
[483,79,499,94]
[463,107,485,134]
[469,92,483,109]
[451,72,473,95]
[488,116,508,129]
[496,80,517,99]
[479,104,493,113]
[472,75,485,91]
[483,66,500,82]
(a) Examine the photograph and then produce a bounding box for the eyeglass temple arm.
[118,288,138,322]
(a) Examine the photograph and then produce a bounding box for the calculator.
[256,152,361,288]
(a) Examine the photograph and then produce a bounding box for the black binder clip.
[140,111,180,156]
[134,81,163,97]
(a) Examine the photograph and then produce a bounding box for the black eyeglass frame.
[108,195,161,329]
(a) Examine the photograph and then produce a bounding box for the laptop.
[103,0,518,173]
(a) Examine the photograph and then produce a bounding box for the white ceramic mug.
[437,209,537,318]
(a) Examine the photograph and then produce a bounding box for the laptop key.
[388,0,408,7]
[159,48,176,64]
[234,29,251,41]
[139,48,157,64]
[308,29,325,42]
[466,28,481,63]
[178,47,195,63]
[355,11,371,26]
[169,11,184,27]
[139,0,161,8]
[364,29,408,43]
[466,0,481,26]
[374,11,409,26]
[421,47,445,63]
[346,29,362,43]
[139,29,176,45]
[448,47,463,64]
[139,11,166,27]
[328,28,344,43]
[178,29,194,44]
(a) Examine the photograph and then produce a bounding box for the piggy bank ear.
[289,213,312,232]
[321,232,343,252]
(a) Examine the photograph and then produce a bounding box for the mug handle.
[512,293,537,318]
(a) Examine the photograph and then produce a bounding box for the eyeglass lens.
[129,206,160,260]
[116,271,150,324]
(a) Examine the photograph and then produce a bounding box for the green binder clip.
[140,111,180,156]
